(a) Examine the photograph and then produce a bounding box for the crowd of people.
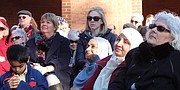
[0,6,180,90]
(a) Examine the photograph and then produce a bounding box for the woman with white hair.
[82,28,143,90]
[109,11,180,90]
[11,28,27,46]
[72,37,112,89]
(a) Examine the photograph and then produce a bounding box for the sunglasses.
[11,36,23,42]
[149,24,170,33]
[0,27,5,31]
[87,16,101,21]
[131,20,138,24]
[18,16,26,19]
[69,40,78,43]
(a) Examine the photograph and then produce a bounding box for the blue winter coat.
[0,63,48,90]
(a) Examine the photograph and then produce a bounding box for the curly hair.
[151,10,180,51]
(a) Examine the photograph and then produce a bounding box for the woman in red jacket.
[0,17,12,76]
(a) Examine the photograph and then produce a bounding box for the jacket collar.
[46,32,62,60]
[139,41,174,61]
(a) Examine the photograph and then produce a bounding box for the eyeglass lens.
[18,16,26,19]
[0,27,5,31]
[70,40,78,43]
[11,36,23,42]
[149,24,170,33]
[87,16,101,21]
[131,20,138,24]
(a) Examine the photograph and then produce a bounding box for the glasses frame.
[131,20,139,24]
[69,40,78,43]
[18,16,26,19]
[87,16,101,21]
[11,36,23,42]
[149,24,170,33]
[0,27,5,31]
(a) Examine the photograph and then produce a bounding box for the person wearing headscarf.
[82,28,143,90]
[0,18,12,76]
[72,37,112,89]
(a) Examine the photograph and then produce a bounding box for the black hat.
[17,10,32,17]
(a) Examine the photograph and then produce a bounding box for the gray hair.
[12,28,27,46]
[152,11,180,51]
[12,28,27,40]
[40,13,59,31]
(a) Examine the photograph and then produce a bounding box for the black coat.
[109,41,180,90]
[26,32,72,90]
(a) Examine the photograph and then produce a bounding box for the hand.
[33,63,54,75]
[8,75,20,89]
[33,63,46,75]
[71,88,80,90]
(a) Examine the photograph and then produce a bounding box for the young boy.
[0,45,48,90]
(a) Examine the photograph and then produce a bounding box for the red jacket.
[0,36,12,76]
[81,55,126,90]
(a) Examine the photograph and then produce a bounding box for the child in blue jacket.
[0,45,48,90]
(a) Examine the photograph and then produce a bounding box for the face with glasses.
[11,33,25,46]
[87,11,103,32]
[146,19,173,46]
[69,40,78,50]
[130,16,141,28]
[18,14,31,27]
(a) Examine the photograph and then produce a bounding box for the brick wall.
[62,0,142,34]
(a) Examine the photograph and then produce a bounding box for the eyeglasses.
[69,40,78,43]
[18,16,26,19]
[11,36,23,42]
[87,16,101,21]
[149,24,170,33]
[131,20,138,24]
[0,27,5,31]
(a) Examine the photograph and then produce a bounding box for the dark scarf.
[139,41,174,62]
[35,33,55,66]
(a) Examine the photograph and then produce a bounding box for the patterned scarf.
[35,33,55,66]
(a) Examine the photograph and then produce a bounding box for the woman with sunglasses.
[75,6,116,76]
[11,28,27,46]
[0,17,12,76]
[109,11,180,90]
[26,13,72,90]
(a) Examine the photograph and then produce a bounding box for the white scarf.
[93,53,125,90]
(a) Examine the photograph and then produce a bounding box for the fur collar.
[139,41,174,62]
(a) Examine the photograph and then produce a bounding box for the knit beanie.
[68,30,81,41]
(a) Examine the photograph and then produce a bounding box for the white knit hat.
[68,30,81,41]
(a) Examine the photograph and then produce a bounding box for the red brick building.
[62,0,143,34]
[0,0,180,34]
